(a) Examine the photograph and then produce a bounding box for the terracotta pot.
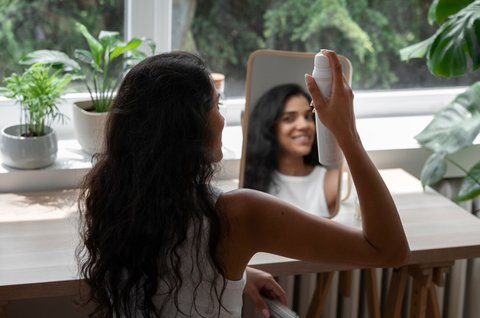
[72,101,108,155]
[1,125,57,169]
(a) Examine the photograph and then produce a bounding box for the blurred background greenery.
[0,0,123,92]
[1,0,478,97]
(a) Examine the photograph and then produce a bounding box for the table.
[1,169,480,318]
[250,169,480,317]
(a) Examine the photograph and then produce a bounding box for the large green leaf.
[428,0,440,25]
[19,50,80,72]
[435,0,473,24]
[401,0,480,77]
[415,82,480,153]
[75,22,103,66]
[109,38,142,60]
[400,37,434,61]
[74,49,102,73]
[98,30,121,48]
[427,1,480,76]
[455,161,480,201]
[420,152,447,188]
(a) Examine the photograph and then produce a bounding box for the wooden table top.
[1,169,480,300]
[251,169,480,275]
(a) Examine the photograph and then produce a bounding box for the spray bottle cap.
[314,52,330,70]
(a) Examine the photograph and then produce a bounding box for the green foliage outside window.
[0,0,123,91]
[1,0,477,95]
[191,0,477,93]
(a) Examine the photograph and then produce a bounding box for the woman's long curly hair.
[76,52,226,317]
[243,84,319,192]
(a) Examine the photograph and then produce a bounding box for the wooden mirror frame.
[239,49,352,218]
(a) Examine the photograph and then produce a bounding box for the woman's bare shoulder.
[220,188,270,201]
[218,188,289,209]
[217,188,273,216]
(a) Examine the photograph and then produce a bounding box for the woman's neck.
[277,156,314,176]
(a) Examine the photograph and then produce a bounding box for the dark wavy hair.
[243,83,318,192]
[76,52,227,317]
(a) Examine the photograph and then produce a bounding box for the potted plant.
[1,63,71,169]
[400,0,480,202]
[23,22,154,154]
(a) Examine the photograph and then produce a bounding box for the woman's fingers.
[304,74,325,112]
[321,49,344,94]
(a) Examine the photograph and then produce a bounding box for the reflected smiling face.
[275,95,315,160]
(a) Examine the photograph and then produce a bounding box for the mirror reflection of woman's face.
[275,95,315,160]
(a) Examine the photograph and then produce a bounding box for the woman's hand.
[304,49,356,147]
[244,266,287,318]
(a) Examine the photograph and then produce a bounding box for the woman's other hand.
[244,266,287,318]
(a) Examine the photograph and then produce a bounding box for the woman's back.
[152,189,246,318]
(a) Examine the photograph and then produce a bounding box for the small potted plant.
[23,22,154,154]
[1,63,71,169]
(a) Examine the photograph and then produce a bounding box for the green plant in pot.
[23,22,154,154]
[1,63,71,169]
[400,0,480,202]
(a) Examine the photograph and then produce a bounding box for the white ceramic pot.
[1,125,58,169]
[72,101,108,155]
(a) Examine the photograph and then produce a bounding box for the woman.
[77,50,410,318]
[244,84,338,217]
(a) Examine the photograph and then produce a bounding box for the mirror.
[239,50,352,218]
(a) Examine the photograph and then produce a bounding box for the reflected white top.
[269,166,329,217]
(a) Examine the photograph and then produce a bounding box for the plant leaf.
[427,1,480,76]
[435,0,474,24]
[400,37,435,61]
[74,49,102,73]
[428,0,440,25]
[455,160,480,201]
[98,30,121,48]
[142,37,156,55]
[19,50,80,72]
[109,38,142,60]
[75,22,103,66]
[420,152,447,188]
[415,82,480,153]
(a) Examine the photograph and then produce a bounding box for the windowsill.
[2,114,480,193]
[2,87,479,193]
[0,126,244,193]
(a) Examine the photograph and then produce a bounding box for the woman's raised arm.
[219,50,410,277]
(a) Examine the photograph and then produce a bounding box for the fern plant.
[3,63,70,136]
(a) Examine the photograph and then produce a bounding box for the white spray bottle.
[312,52,342,167]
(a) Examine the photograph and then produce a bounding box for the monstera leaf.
[401,0,480,201]
[416,82,480,189]
[432,0,474,24]
[420,152,447,188]
[416,82,480,153]
[400,0,480,77]
[455,161,480,201]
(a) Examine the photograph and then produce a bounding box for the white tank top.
[269,166,329,217]
[153,187,247,317]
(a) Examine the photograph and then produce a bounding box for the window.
[172,0,476,98]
